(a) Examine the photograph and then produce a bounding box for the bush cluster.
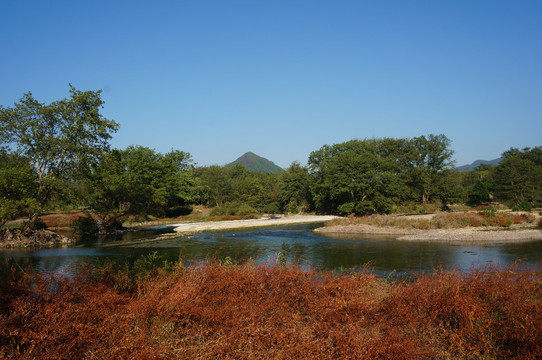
[70,215,98,235]
[511,202,534,212]
[0,260,540,359]
[209,201,259,219]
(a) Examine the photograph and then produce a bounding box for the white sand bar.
[172,215,338,233]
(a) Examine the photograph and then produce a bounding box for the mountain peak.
[456,157,502,172]
[227,152,283,173]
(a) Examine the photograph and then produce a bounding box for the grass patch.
[327,211,536,230]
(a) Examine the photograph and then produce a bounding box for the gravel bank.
[315,224,542,243]
[314,224,424,236]
[397,228,542,242]
[314,211,542,243]
[172,215,338,233]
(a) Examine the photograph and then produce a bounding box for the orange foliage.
[39,212,89,228]
[1,262,541,359]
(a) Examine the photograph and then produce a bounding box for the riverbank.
[171,214,338,233]
[315,212,542,242]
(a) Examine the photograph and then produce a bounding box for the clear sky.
[1,1,541,168]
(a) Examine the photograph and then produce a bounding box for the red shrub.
[39,212,89,228]
[383,266,542,359]
[1,262,540,359]
[467,213,484,227]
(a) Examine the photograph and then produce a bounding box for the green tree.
[85,146,196,230]
[468,178,495,204]
[465,164,496,205]
[280,162,312,213]
[494,147,542,205]
[433,169,464,208]
[260,172,282,213]
[231,166,265,210]
[307,135,457,215]
[405,134,455,205]
[86,149,135,229]
[0,86,119,224]
[308,139,406,215]
[0,151,39,227]
[194,164,283,214]
[160,150,199,207]
[195,165,234,207]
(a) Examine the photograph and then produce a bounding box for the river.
[1,223,541,276]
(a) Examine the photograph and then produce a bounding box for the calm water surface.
[1,223,541,276]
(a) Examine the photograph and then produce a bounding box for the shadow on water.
[1,223,542,277]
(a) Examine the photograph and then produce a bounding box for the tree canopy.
[494,147,542,205]
[0,86,119,220]
[0,86,119,229]
[86,146,196,229]
[308,135,459,215]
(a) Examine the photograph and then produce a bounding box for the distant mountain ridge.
[227,152,283,173]
[456,157,502,172]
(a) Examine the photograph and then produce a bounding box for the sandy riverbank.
[315,224,542,242]
[171,214,338,233]
[314,215,542,243]
[397,227,542,242]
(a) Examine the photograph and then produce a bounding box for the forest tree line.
[1,87,541,231]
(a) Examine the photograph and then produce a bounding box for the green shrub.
[355,200,376,215]
[133,251,163,278]
[165,206,193,217]
[236,204,259,219]
[210,202,259,219]
[480,206,497,218]
[337,202,355,216]
[263,202,282,214]
[210,203,233,217]
[511,202,533,212]
[29,217,47,230]
[288,200,299,214]
[70,215,98,235]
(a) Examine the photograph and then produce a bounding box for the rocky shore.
[0,229,75,248]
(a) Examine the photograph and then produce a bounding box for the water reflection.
[1,223,541,276]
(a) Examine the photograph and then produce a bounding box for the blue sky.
[1,1,541,168]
